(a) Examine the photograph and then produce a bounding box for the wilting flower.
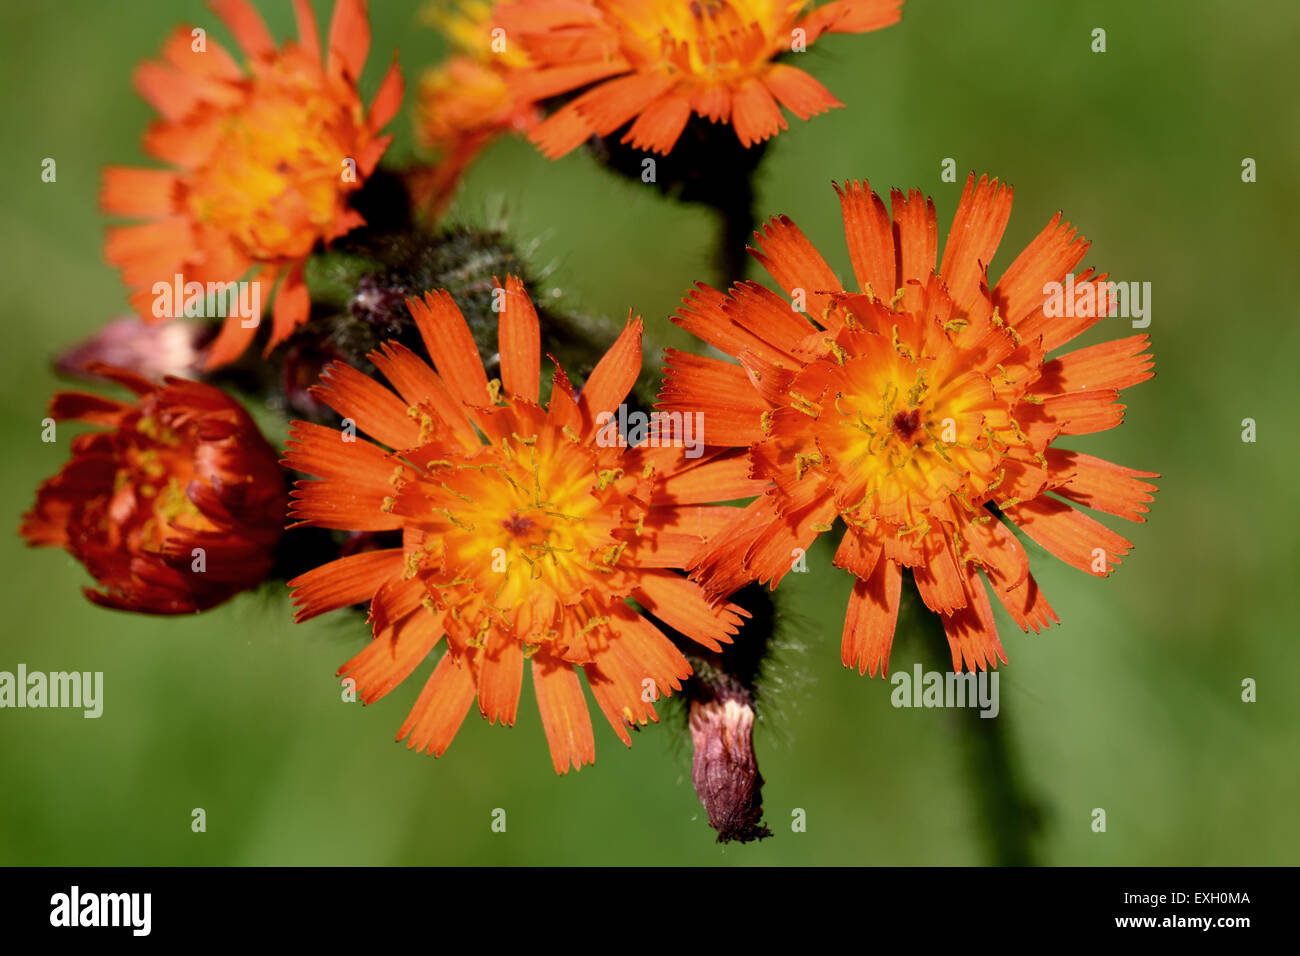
[101,0,403,368]
[491,0,904,158]
[21,366,287,614]
[284,278,759,772]
[660,175,1157,675]
[412,1,539,215]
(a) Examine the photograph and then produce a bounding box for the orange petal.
[841,556,901,676]
[291,0,321,64]
[634,570,743,652]
[607,602,692,695]
[545,358,582,432]
[100,167,179,217]
[835,179,895,300]
[991,212,1090,329]
[531,656,596,774]
[995,572,1058,634]
[621,94,691,154]
[958,510,1030,592]
[651,448,767,505]
[161,23,241,79]
[1037,334,1155,394]
[1003,496,1132,576]
[397,649,478,755]
[913,536,967,614]
[310,361,422,450]
[132,61,209,120]
[203,315,260,370]
[368,341,481,450]
[477,636,524,727]
[657,350,767,447]
[530,101,597,159]
[750,216,842,323]
[1047,450,1159,523]
[939,173,1013,317]
[586,642,660,746]
[941,567,1006,672]
[407,290,491,408]
[512,61,631,102]
[573,70,676,137]
[326,0,370,80]
[209,0,275,60]
[47,391,130,426]
[1015,265,1110,351]
[763,64,841,121]
[833,527,881,579]
[267,261,309,353]
[578,316,642,433]
[497,275,540,403]
[672,282,806,367]
[104,217,192,269]
[340,608,445,705]
[368,55,404,133]
[725,281,820,360]
[1028,388,1125,436]
[731,76,787,147]
[801,0,904,40]
[890,187,938,288]
[288,548,404,622]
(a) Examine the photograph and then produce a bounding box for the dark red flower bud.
[21,365,286,614]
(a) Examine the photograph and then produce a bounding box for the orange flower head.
[493,0,904,157]
[21,366,287,615]
[417,0,535,146]
[101,0,404,369]
[412,2,539,215]
[284,277,760,772]
[660,174,1158,676]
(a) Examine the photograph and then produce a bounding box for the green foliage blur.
[1,0,1297,865]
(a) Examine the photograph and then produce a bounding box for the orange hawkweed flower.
[413,1,540,215]
[493,0,904,158]
[660,175,1158,676]
[21,366,287,615]
[284,278,757,772]
[101,0,403,369]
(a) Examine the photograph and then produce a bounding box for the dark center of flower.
[689,0,725,18]
[891,408,921,441]
[502,512,536,537]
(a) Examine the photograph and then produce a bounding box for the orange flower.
[101,0,403,369]
[659,175,1158,676]
[284,278,758,772]
[413,2,540,215]
[21,366,287,615]
[491,0,904,158]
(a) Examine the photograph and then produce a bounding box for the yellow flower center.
[184,61,365,260]
[611,0,801,81]
[792,310,1026,532]
[422,430,612,617]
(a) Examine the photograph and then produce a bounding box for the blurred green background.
[1,0,1298,865]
